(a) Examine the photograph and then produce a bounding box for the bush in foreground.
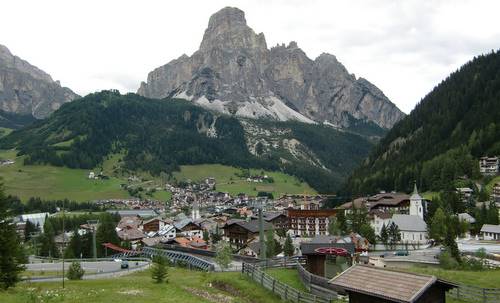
[67,262,85,280]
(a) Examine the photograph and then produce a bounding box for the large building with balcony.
[287,209,337,237]
[479,156,499,176]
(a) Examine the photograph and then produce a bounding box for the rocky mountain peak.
[200,7,267,52]
[0,44,79,119]
[138,7,405,129]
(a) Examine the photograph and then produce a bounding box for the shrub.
[67,262,85,280]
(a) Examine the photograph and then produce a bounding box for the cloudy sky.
[2,0,500,113]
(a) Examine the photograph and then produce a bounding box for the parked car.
[121,260,129,269]
[394,251,409,256]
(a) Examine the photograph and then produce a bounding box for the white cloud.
[1,0,499,113]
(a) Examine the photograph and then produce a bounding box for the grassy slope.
[173,164,316,197]
[0,150,314,202]
[265,268,308,292]
[0,127,13,138]
[0,269,284,303]
[404,266,500,288]
[0,149,131,202]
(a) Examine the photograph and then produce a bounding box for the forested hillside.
[0,90,374,192]
[343,50,500,195]
[0,109,36,129]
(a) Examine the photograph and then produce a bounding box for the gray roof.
[458,213,476,224]
[224,219,273,233]
[481,224,500,234]
[107,209,157,218]
[390,214,427,232]
[174,218,199,230]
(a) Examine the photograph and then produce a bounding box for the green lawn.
[403,266,500,288]
[173,164,316,197]
[486,175,500,194]
[0,268,284,303]
[265,268,308,292]
[0,127,13,138]
[0,149,131,202]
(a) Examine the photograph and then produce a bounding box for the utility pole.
[87,220,99,260]
[258,207,266,260]
[62,200,65,288]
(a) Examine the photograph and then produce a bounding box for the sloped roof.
[458,213,476,224]
[390,214,427,232]
[481,224,500,234]
[329,265,456,303]
[223,219,273,233]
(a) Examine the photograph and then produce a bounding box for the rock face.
[138,7,404,128]
[0,44,79,119]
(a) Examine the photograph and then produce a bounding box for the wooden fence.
[449,284,500,303]
[296,262,340,300]
[242,262,335,303]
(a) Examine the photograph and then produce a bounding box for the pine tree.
[151,256,169,283]
[379,223,389,248]
[283,234,294,257]
[265,228,277,257]
[39,217,59,258]
[96,213,120,257]
[214,241,232,270]
[388,222,401,249]
[24,220,38,242]
[65,229,82,259]
[328,217,341,236]
[0,184,25,289]
[429,208,448,243]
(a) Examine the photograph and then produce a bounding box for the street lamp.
[87,220,99,260]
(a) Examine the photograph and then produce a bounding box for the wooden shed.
[329,265,457,303]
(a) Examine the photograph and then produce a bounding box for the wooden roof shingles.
[329,265,455,303]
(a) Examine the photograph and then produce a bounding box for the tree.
[67,262,85,280]
[429,208,448,243]
[96,213,120,257]
[39,217,59,258]
[215,241,232,270]
[65,229,83,259]
[24,220,38,242]
[283,234,294,257]
[444,231,461,264]
[328,217,341,236]
[151,256,169,283]
[379,223,389,248]
[202,229,209,242]
[388,222,401,249]
[359,223,376,246]
[265,228,279,257]
[336,211,348,234]
[0,184,25,289]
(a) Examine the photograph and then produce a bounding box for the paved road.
[457,239,500,254]
[24,260,150,282]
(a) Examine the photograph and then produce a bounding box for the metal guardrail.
[242,262,333,303]
[141,247,214,271]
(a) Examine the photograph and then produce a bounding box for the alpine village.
[1,3,500,303]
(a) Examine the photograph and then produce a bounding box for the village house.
[338,192,416,216]
[456,187,474,203]
[329,265,457,303]
[287,209,337,237]
[174,218,202,238]
[223,219,273,249]
[251,211,289,231]
[491,183,500,203]
[479,156,499,175]
[480,224,500,241]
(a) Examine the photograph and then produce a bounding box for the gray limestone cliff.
[0,44,79,119]
[138,7,404,128]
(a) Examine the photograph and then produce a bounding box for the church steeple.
[410,181,423,219]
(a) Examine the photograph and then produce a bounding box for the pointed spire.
[413,181,418,195]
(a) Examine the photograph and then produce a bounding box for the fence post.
[482,288,486,303]
[272,278,276,292]
[285,285,288,300]
[261,271,265,285]
[242,263,245,274]
[456,287,459,300]
[297,291,301,303]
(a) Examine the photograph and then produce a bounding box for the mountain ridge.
[343,50,500,195]
[0,90,375,193]
[138,7,404,129]
[0,44,79,119]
